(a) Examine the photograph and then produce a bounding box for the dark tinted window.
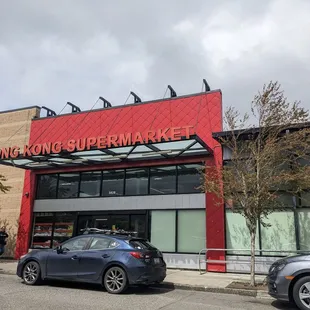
[125,168,149,196]
[80,171,101,197]
[150,166,176,195]
[129,240,157,250]
[62,237,91,251]
[58,173,80,198]
[102,170,124,196]
[37,174,58,199]
[177,164,203,193]
[89,237,119,250]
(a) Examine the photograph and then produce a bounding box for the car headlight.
[276,263,286,271]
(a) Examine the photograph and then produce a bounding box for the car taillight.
[130,252,151,259]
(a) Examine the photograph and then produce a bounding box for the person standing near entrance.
[0,227,8,256]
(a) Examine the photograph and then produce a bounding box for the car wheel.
[104,266,128,294]
[22,261,41,285]
[293,276,310,310]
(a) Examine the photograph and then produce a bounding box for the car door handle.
[71,255,79,260]
[102,254,110,258]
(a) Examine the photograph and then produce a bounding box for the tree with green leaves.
[203,81,310,286]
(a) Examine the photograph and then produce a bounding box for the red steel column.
[205,147,226,272]
[15,171,36,258]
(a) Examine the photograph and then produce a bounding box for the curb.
[152,282,273,299]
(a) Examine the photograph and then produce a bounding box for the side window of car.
[62,237,90,251]
[89,237,119,250]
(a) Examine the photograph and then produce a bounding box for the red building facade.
[11,90,225,272]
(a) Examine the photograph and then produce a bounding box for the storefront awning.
[0,135,212,170]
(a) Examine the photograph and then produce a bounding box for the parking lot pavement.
[0,274,298,310]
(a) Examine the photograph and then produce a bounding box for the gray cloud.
[0,0,309,119]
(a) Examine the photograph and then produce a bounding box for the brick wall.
[0,107,40,257]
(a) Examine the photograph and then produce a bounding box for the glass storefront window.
[275,192,295,208]
[130,214,147,238]
[225,210,259,255]
[177,210,206,253]
[36,174,58,199]
[110,215,130,231]
[125,168,149,196]
[79,171,102,197]
[102,170,124,197]
[58,173,80,198]
[177,164,203,194]
[150,166,176,195]
[301,192,310,207]
[52,213,75,247]
[31,213,54,249]
[298,209,310,251]
[151,210,176,252]
[260,211,296,255]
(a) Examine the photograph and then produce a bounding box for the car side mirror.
[56,245,63,254]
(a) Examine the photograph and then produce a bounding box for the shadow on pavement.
[45,280,175,295]
[270,300,298,310]
[246,298,297,310]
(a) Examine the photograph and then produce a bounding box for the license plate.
[154,258,161,264]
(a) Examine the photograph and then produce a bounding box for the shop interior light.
[49,158,73,163]
[142,150,172,157]
[27,162,50,167]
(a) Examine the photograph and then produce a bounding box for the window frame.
[36,174,59,200]
[35,163,205,201]
[124,167,150,196]
[149,165,177,195]
[79,170,102,198]
[101,169,125,197]
[176,163,204,194]
[57,172,81,199]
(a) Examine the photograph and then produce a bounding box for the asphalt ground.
[0,274,298,310]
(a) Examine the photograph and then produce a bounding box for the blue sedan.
[17,231,166,294]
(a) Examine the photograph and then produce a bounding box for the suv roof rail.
[81,227,138,237]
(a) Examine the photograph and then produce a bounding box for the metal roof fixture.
[99,97,112,108]
[167,85,177,98]
[67,102,81,113]
[41,106,56,117]
[130,91,142,103]
[81,227,138,236]
[203,79,211,92]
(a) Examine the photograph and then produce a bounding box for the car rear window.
[129,240,157,250]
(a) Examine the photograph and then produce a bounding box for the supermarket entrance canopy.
[0,127,213,170]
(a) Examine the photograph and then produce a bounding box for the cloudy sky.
[1,0,310,116]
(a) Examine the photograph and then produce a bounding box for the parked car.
[17,229,166,294]
[267,254,310,310]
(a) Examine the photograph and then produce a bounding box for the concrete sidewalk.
[0,261,270,298]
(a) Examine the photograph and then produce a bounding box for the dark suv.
[17,229,166,294]
[267,254,310,310]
